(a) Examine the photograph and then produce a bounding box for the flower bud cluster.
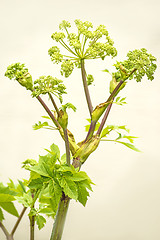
[32,75,66,103]
[114,48,157,82]
[5,63,33,90]
[48,19,117,78]
[60,60,74,78]
[48,46,63,63]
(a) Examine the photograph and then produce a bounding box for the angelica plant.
[0,19,157,240]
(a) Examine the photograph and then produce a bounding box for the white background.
[0,0,160,239]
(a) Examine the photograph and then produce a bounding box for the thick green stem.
[81,59,93,116]
[29,216,35,240]
[50,193,70,240]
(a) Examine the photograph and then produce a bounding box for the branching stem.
[36,95,61,129]
[0,222,13,240]
[80,59,93,116]
[96,100,113,136]
[11,207,27,236]
[49,93,60,117]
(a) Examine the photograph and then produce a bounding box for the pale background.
[0,0,160,239]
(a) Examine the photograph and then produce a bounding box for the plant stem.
[106,80,124,103]
[50,193,70,240]
[96,101,113,136]
[80,59,93,116]
[63,128,70,166]
[49,93,60,117]
[85,120,97,142]
[0,222,13,240]
[11,207,27,236]
[29,191,38,240]
[30,216,35,240]
[36,95,61,129]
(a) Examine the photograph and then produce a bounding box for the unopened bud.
[57,110,68,129]
[74,135,100,163]
[18,72,33,91]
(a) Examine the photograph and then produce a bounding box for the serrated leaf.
[15,193,33,207]
[33,121,49,130]
[69,171,91,182]
[48,180,62,210]
[18,180,26,193]
[29,162,53,178]
[59,178,78,200]
[116,141,141,152]
[80,179,94,191]
[0,194,15,202]
[0,202,19,217]
[39,154,57,172]
[77,182,89,207]
[0,183,17,196]
[38,207,55,217]
[0,207,4,221]
[28,178,45,190]
[22,159,37,169]
[50,143,60,159]
[36,214,46,230]
[60,154,66,164]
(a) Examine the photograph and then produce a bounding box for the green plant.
[0,19,157,240]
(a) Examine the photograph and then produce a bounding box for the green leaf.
[36,214,46,230]
[41,115,52,120]
[18,180,26,193]
[0,182,17,196]
[102,69,110,74]
[116,141,141,152]
[77,182,90,206]
[28,178,46,190]
[50,143,60,159]
[0,202,19,217]
[38,206,55,217]
[0,207,4,221]
[122,135,138,143]
[29,162,53,178]
[22,159,37,169]
[48,180,62,209]
[60,154,66,164]
[33,121,49,130]
[100,126,110,138]
[0,194,15,202]
[39,154,57,172]
[15,193,33,207]
[69,171,91,182]
[59,178,78,200]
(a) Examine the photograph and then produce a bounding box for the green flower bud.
[5,63,33,91]
[74,135,100,163]
[18,72,33,90]
[57,109,68,129]
[91,102,109,122]
[109,75,118,93]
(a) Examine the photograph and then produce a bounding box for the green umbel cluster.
[48,19,117,78]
